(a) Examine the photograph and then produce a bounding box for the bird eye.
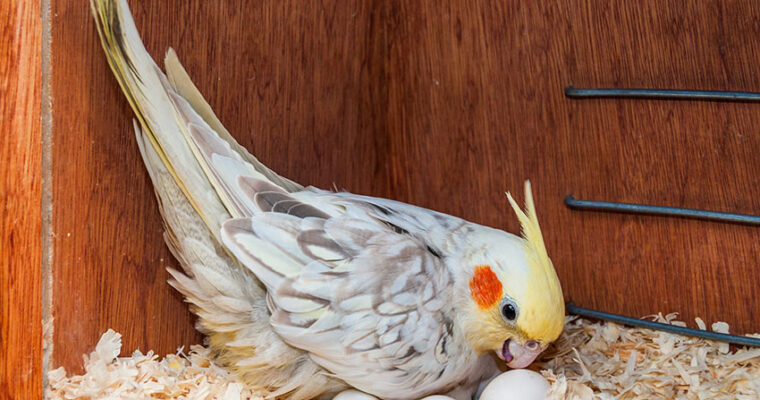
[501,300,517,322]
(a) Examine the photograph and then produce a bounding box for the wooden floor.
[3,0,760,396]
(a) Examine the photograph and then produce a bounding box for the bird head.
[452,181,564,369]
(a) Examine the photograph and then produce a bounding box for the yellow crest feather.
[506,181,550,268]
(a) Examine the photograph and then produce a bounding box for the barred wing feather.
[222,201,466,398]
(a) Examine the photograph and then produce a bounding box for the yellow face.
[463,261,564,368]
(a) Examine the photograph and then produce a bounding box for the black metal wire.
[564,195,760,225]
[565,86,760,102]
[563,85,760,347]
[566,302,760,348]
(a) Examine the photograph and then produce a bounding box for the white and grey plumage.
[91,1,566,399]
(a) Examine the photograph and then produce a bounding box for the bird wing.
[221,196,466,398]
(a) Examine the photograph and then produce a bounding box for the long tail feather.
[91,0,297,230]
[91,0,230,236]
[91,0,343,397]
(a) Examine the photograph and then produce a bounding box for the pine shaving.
[46,329,265,399]
[47,315,760,400]
[539,314,760,400]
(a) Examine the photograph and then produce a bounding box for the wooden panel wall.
[1,0,42,398]
[49,0,760,375]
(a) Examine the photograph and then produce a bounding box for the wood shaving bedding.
[47,314,760,399]
[539,314,760,400]
[47,330,264,400]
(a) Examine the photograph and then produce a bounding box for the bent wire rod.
[566,302,760,348]
[564,195,760,225]
[565,86,760,102]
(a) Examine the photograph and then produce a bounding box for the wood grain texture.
[51,0,760,374]
[1,0,43,397]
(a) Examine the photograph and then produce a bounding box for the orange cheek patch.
[469,265,503,309]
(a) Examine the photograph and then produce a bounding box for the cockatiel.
[90,0,565,399]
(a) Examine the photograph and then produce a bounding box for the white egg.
[479,369,550,400]
[419,396,456,400]
[332,389,378,400]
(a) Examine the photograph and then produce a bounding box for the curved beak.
[496,339,544,369]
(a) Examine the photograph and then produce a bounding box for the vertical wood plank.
[0,0,43,397]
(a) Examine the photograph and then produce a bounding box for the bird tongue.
[496,339,542,369]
